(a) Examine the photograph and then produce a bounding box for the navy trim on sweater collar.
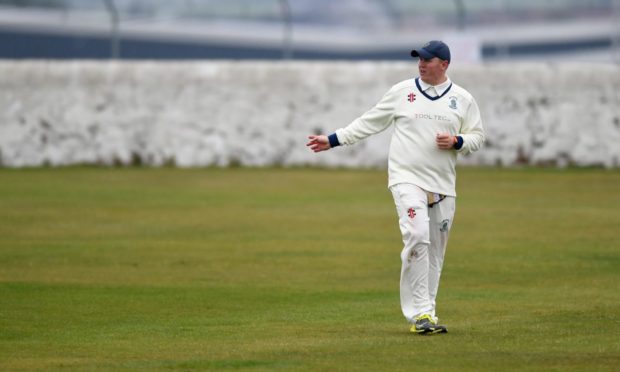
[415,77,453,101]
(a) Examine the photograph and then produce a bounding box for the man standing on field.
[307,41,485,334]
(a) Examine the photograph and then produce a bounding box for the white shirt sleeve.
[335,87,396,146]
[457,96,485,155]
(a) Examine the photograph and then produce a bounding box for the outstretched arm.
[306,135,331,153]
[307,85,397,154]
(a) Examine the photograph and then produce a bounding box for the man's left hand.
[436,133,457,150]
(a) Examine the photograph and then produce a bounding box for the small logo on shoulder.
[448,96,458,110]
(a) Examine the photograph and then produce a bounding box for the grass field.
[1,167,619,371]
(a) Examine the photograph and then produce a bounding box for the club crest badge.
[448,96,458,110]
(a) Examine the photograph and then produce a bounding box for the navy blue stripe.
[328,133,340,148]
[454,136,464,150]
[415,77,452,101]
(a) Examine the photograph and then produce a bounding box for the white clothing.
[332,76,485,324]
[390,183,455,322]
[335,77,485,196]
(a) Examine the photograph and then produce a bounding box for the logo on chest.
[448,96,458,110]
[407,92,416,103]
[414,113,451,122]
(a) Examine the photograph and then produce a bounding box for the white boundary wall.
[1,61,619,168]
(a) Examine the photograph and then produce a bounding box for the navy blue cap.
[411,40,451,62]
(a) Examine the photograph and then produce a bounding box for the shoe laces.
[414,314,435,324]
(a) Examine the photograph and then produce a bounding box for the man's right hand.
[306,135,331,153]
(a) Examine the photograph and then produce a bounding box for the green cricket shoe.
[410,314,448,335]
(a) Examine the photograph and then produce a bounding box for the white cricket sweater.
[334,77,485,196]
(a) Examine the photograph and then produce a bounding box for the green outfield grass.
[1,167,618,371]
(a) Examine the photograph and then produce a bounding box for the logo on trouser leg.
[408,208,416,219]
[440,219,450,232]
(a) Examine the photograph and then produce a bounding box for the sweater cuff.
[454,136,464,150]
[328,133,341,148]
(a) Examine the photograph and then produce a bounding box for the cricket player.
[307,40,485,334]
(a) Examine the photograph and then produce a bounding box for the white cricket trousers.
[390,183,455,323]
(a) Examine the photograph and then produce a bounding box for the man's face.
[418,57,449,85]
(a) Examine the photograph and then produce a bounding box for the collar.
[417,77,452,96]
[415,77,453,101]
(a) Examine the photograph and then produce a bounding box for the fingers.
[308,141,328,152]
[308,145,326,152]
[306,135,319,146]
[306,137,320,149]
[436,133,454,149]
[306,134,330,152]
[436,141,451,149]
[306,136,321,151]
